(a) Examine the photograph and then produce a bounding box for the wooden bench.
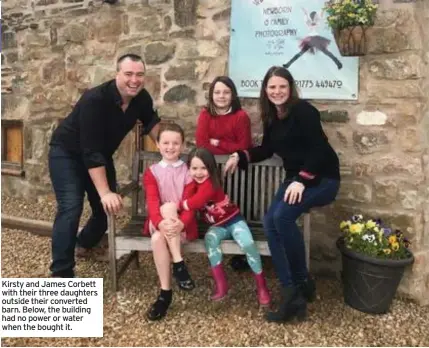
[107,151,347,291]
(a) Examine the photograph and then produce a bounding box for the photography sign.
[229,0,359,100]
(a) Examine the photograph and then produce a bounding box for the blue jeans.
[263,178,340,287]
[48,145,116,277]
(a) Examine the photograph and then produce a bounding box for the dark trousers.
[48,145,116,277]
[263,178,340,287]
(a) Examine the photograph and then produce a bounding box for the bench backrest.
[131,151,287,226]
[131,151,351,226]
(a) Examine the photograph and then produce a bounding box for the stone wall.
[1,0,428,304]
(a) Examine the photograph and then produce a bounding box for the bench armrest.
[118,181,139,197]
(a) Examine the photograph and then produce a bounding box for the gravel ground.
[1,195,429,347]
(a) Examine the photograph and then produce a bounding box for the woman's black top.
[238,100,340,187]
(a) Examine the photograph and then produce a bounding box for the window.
[1,120,24,176]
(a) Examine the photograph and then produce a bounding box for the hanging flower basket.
[333,25,369,56]
[324,0,378,57]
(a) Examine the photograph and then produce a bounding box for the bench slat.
[116,236,272,257]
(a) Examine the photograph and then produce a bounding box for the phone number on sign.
[296,80,343,89]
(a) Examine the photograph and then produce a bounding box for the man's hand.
[100,192,123,215]
[284,181,305,205]
[210,138,220,146]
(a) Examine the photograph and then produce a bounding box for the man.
[48,54,160,278]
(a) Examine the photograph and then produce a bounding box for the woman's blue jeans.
[263,178,340,287]
[48,145,116,277]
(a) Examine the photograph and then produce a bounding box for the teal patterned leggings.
[204,219,262,274]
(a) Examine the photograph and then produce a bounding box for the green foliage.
[340,215,412,260]
[324,0,378,30]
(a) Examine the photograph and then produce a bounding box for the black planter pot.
[337,237,414,314]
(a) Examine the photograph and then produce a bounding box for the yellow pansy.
[366,220,376,229]
[340,221,350,229]
[383,249,391,255]
[391,242,400,251]
[350,223,364,234]
[389,235,397,244]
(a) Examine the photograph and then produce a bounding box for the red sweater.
[142,169,198,241]
[180,179,240,226]
[195,108,252,155]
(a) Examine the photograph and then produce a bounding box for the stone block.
[165,62,196,81]
[399,190,420,210]
[367,81,423,99]
[197,40,223,58]
[2,32,18,50]
[36,0,59,5]
[144,71,161,100]
[356,110,387,126]
[353,155,424,181]
[198,0,229,10]
[169,29,195,39]
[157,102,199,120]
[88,13,123,42]
[398,274,429,306]
[374,179,398,205]
[195,18,216,40]
[337,179,372,204]
[205,58,227,80]
[130,13,162,34]
[66,62,92,88]
[64,23,87,43]
[42,58,66,85]
[352,130,390,154]
[397,127,422,152]
[92,66,115,86]
[144,42,175,64]
[163,84,196,103]
[213,7,231,22]
[320,110,349,123]
[176,39,198,59]
[24,33,50,48]
[174,0,197,27]
[367,27,421,54]
[369,54,423,80]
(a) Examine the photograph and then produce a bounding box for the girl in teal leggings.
[179,148,271,306]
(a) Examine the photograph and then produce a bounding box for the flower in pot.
[323,0,378,56]
[337,214,414,314]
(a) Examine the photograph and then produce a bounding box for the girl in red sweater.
[142,123,197,321]
[180,148,271,306]
[195,76,252,154]
[196,76,253,272]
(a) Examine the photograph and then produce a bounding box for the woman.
[224,66,340,322]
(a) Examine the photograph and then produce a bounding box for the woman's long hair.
[259,66,300,128]
[187,147,222,189]
[206,76,242,116]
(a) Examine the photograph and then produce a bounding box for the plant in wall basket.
[324,0,378,56]
[336,215,414,314]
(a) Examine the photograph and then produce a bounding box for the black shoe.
[146,291,172,321]
[265,286,307,323]
[173,261,195,291]
[298,276,316,303]
[51,269,75,278]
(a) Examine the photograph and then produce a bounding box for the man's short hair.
[116,54,145,71]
